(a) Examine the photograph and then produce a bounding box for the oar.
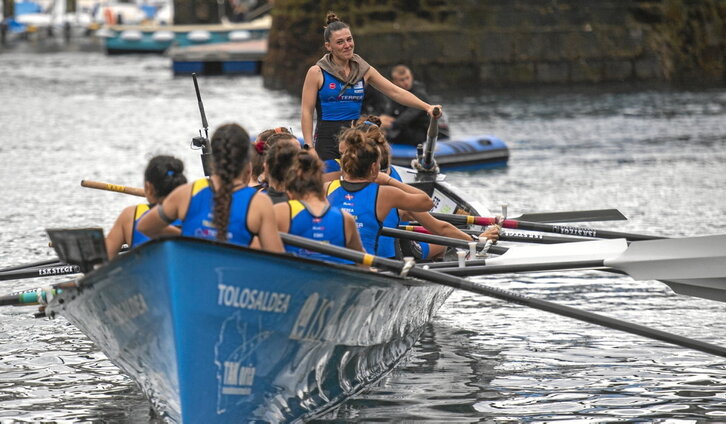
[279,233,726,358]
[512,208,627,223]
[380,227,508,255]
[0,258,63,273]
[399,225,592,244]
[424,235,726,282]
[0,264,82,281]
[0,287,63,306]
[429,212,662,241]
[80,180,145,197]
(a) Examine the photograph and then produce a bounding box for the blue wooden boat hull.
[391,135,509,171]
[48,237,452,422]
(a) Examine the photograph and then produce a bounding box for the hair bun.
[326,11,340,24]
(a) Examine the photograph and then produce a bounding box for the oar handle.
[81,180,145,197]
[421,107,441,171]
[384,227,507,255]
[429,212,661,242]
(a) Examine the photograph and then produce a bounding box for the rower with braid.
[105,155,187,259]
[138,123,284,253]
[275,150,363,263]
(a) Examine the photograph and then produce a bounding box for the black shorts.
[315,119,354,161]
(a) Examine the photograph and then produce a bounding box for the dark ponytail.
[339,128,380,179]
[144,155,187,199]
[323,11,349,42]
[285,151,325,200]
[211,123,251,241]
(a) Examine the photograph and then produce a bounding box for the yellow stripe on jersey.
[134,204,150,220]
[192,178,209,196]
[326,179,341,195]
[288,200,306,219]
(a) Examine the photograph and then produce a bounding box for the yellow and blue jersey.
[130,204,151,248]
[285,200,350,264]
[376,167,403,258]
[181,178,257,246]
[326,180,382,254]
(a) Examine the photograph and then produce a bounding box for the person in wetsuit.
[380,65,450,146]
[138,123,284,253]
[105,155,187,259]
[301,11,442,161]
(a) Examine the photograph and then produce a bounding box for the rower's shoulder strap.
[191,178,209,196]
[134,204,150,220]
[326,179,342,196]
[288,200,306,219]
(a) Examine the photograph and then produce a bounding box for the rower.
[300,11,441,160]
[326,128,432,254]
[104,155,187,259]
[353,117,499,260]
[248,127,292,190]
[138,123,284,253]
[275,150,364,263]
[260,133,301,204]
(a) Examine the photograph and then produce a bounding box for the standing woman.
[138,123,284,253]
[105,155,187,259]
[301,11,442,160]
[275,151,364,263]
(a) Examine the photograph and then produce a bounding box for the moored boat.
[98,15,270,55]
[168,38,267,75]
[390,135,509,171]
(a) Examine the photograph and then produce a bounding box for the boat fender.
[188,30,211,43]
[152,30,174,42]
[229,30,251,41]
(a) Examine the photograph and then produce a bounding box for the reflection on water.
[1,52,725,421]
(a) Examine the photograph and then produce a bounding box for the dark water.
[1,52,725,422]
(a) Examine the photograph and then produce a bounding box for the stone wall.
[263,0,726,92]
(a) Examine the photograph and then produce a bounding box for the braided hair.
[144,155,187,199]
[339,128,380,179]
[285,151,325,200]
[323,11,348,42]
[211,123,251,241]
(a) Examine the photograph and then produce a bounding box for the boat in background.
[97,14,270,55]
[168,37,266,75]
[391,135,509,172]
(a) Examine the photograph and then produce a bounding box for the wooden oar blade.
[514,209,627,223]
[605,234,726,281]
[484,238,628,266]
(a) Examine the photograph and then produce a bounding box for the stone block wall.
[263,0,726,92]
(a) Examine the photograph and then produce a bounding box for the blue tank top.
[376,167,403,258]
[317,70,365,121]
[326,180,382,254]
[181,178,257,246]
[131,204,151,248]
[285,200,350,264]
[323,158,341,174]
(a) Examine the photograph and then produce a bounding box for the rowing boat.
[46,235,453,422]
[390,134,509,171]
[42,164,480,422]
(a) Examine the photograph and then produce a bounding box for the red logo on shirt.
[344,194,354,201]
[329,83,336,89]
